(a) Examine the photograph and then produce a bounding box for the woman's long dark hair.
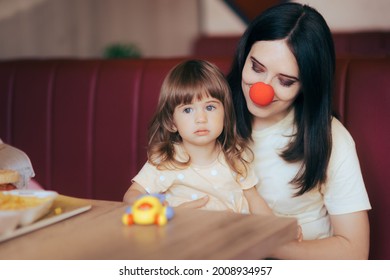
[227,3,335,195]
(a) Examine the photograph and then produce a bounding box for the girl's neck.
[181,142,221,166]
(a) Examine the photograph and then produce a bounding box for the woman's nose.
[249,82,275,106]
[261,74,273,85]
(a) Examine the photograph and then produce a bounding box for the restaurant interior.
[0,0,389,260]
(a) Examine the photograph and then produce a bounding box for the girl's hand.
[175,196,209,209]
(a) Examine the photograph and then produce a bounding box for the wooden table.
[0,195,297,260]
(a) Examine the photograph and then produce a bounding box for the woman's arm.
[269,210,370,259]
[245,188,303,241]
[244,187,273,215]
[123,182,147,204]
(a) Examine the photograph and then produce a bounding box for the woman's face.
[241,39,301,130]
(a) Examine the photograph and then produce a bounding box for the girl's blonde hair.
[148,59,252,179]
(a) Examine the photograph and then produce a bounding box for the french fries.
[0,192,49,210]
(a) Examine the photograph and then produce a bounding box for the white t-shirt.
[252,109,371,240]
[132,144,258,213]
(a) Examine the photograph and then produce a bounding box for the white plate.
[0,190,58,235]
[0,211,21,235]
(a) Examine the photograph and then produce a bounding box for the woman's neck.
[252,107,293,131]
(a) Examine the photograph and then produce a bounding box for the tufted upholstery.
[0,56,389,259]
[340,58,390,260]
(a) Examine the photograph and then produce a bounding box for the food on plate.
[0,190,58,232]
[0,169,19,191]
[0,191,51,210]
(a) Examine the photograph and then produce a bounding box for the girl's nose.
[195,111,207,123]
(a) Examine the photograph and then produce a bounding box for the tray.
[0,194,91,242]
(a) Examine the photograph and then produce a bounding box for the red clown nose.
[249,82,275,106]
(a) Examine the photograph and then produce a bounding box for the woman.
[226,3,371,259]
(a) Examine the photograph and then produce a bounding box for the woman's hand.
[175,196,209,209]
[270,211,369,259]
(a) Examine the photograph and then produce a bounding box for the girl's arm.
[243,187,273,215]
[123,182,147,204]
[123,182,209,208]
[269,210,370,259]
[175,195,210,209]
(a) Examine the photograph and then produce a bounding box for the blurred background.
[0,0,389,59]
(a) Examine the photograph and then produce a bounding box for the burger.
[0,169,19,191]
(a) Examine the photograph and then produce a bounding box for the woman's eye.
[252,64,265,73]
[279,79,296,87]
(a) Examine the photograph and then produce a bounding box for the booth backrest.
[332,32,390,56]
[339,58,390,260]
[0,57,232,202]
[192,32,390,57]
[0,56,389,259]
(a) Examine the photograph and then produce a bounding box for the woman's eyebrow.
[250,56,299,81]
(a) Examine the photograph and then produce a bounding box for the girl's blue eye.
[206,105,216,111]
[183,108,192,113]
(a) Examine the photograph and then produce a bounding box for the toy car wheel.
[122,214,134,225]
[164,206,174,220]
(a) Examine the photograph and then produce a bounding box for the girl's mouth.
[194,130,209,136]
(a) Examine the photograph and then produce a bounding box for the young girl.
[123,59,271,215]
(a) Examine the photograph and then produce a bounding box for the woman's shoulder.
[331,117,355,147]
[329,117,359,164]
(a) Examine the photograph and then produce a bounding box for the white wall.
[0,0,199,59]
[199,0,246,35]
[1,0,389,59]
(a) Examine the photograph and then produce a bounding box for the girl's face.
[173,96,224,150]
[241,39,301,130]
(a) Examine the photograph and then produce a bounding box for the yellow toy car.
[122,194,174,226]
